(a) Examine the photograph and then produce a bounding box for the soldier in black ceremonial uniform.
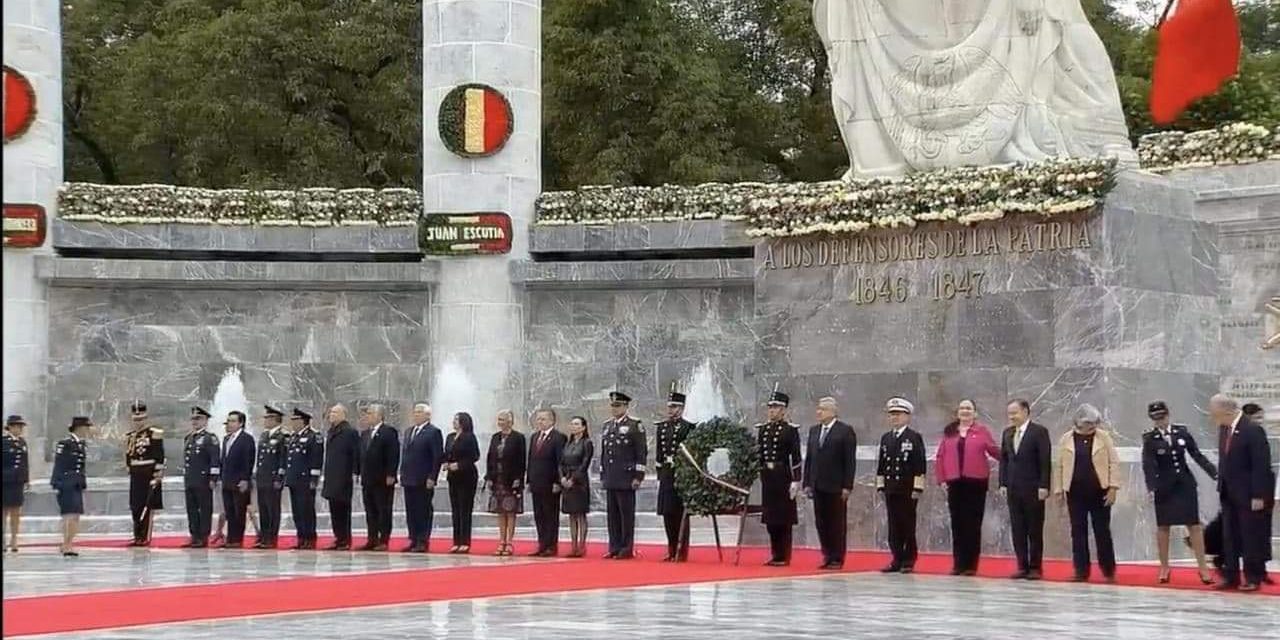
[124,402,165,547]
[655,391,695,561]
[600,391,647,559]
[3,415,31,553]
[285,408,324,549]
[1141,401,1218,583]
[254,405,288,548]
[182,406,221,548]
[52,417,93,556]
[876,397,927,573]
[757,391,803,566]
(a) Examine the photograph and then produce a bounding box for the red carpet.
[4,535,1274,637]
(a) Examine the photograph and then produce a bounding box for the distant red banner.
[419,212,512,255]
[3,203,47,248]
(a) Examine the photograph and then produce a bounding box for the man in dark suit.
[322,404,361,550]
[999,398,1052,580]
[1210,394,1273,591]
[527,408,567,556]
[254,405,288,549]
[400,403,443,553]
[803,396,857,570]
[284,408,323,549]
[219,410,255,548]
[182,407,221,548]
[359,403,400,551]
[876,397,927,574]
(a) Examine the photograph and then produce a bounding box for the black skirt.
[1153,481,1201,526]
[560,480,591,515]
[57,488,85,515]
[2,482,24,508]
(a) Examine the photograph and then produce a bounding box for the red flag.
[1149,0,1242,124]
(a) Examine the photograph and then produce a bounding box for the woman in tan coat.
[1052,404,1121,582]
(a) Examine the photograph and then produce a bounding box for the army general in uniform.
[285,408,324,549]
[756,391,802,566]
[1141,401,1217,584]
[182,406,221,548]
[654,391,694,562]
[600,391,647,559]
[124,402,165,547]
[255,405,288,548]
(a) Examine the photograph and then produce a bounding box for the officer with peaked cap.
[254,405,288,548]
[52,417,93,556]
[600,391,647,559]
[877,397,927,573]
[182,406,221,548]
[285,408,324,549]
[124,401,165,547]
[3,414,31,552]
[757,390,803,566]
[655,390,695,561]
[1141,400,1218,583]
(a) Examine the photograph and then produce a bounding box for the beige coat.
[1052,428,1121,493]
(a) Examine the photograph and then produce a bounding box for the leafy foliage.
[672,417,760,516]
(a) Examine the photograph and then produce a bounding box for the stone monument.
[814,0,1139,178]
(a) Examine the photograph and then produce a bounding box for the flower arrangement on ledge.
[57,183,421,227]
[536,157,1117,238]
[1138,122,1280,173]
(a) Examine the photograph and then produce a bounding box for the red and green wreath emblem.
[4,65,38,143]
[438,84,513,158]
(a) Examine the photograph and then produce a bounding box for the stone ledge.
[531,220,753,253]
[52,219,420,253]
[36,256,440,290]
[511,258,755,288]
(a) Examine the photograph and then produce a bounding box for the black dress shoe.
[62,551,79,557]
[1010,571,1029,580]
[661,554,675,562]
[881,564,902,573]
[191,541,208,549]
[1212,581,1239,591]
[601,552,617,559]
[821,563,843,571]
[1026,571,1043,581]
[180,540,196,548]
[371,543,388,551]
[358,543,378,552]
[765,560,788,567]
[1239,582,1261,592]
[949,567,963,576]
[899,566,914,575]
[614,552,635,560]
[1070,574,1089,583]
[961,569,977,576]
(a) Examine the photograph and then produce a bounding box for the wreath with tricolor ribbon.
[438,83,513,158]
[673,417,760,516]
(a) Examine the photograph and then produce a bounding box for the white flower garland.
[1138,122,1280,173]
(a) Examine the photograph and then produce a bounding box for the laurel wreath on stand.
[673,417,760,516]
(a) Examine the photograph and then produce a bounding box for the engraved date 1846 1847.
[849,270,986,306]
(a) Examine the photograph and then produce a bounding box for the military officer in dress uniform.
[600,391,647,559]
[876,397,927,573]
[124,401,165,547]
[254,405,288,548]
[1141,401,1218,583]
[182,406,221,548]
[654,390,695,562]
[52,417,93,557]
[757,390,803,566]
[285,408,324,549]
[3,415,31,553]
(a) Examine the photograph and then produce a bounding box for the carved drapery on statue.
[814,0,1138,178]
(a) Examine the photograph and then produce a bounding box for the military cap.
[69,416,93,431]
[129,401,148,414]
[191,406,212,419]
[885,397,914,414]
[1147,401,1169,418]
[767,391,790,407]
[609,391,632,405]
[264,405,284,418]
[667,392,687,406]
[291,408,312,423]
[6,414,27,427]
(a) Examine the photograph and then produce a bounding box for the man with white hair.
[400,403,443,553]
[1209,394,1272,591]
[321,404,361,550]
[359,403,400,551]
[803,396,857,570]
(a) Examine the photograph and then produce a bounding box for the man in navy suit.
[999,398,1052,580]
[527,408,567,556]
[219,410,256,548]
[359,404,400,551]
[400,403,443,552]
[1210,394,1273,591]
[803,397,858,570]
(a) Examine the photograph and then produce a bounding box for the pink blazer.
[933,422,1001,484]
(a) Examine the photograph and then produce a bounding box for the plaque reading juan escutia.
[419,213,513,256]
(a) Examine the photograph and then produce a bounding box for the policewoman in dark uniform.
[756,391,802,566]
[3,414,31,553]
[51,416,93,557]
[654,391,694,562]
[284,408,323,549]
[1141,400,1217,584]
[182,406,221,548]
[600,391,646,559]
[255,405,288,548]
[875,397,927,573]
[124,401,165,547]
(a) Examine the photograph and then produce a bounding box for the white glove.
[789,482,801,500]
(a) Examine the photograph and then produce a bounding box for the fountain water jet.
[682,359,726,424]
[430,356,481,436]
[208,366,250,434]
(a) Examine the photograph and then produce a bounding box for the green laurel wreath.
[673,417,760,516]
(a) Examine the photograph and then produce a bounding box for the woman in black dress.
[559,416,594,557]
[444,412,481,554]
[1141,401,1217,584]
[485,410,526,556]
[3,415,31,553]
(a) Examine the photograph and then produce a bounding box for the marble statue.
[814,0,1139,178]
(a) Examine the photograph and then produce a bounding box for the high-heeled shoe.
[1198,571,1215,585]
[448,545,460,554]
[1157,569,1171,584]
[457,545,470,554]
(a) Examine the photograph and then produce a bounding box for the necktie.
[536,431,548,453]
[1223,425,1234,455]
[1014,427,1024,452]
[820,424,831,447]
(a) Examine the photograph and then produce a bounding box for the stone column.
[423,1,540,433]
[3,0,62,471]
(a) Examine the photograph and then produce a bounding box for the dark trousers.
[128,472,156,542]
[362,483,394,544]
[606,489,637,555]
[663,509,689,559]
[1007,490,1046,572]
[448,471,477,545]
[884,492,918,568]
[184,485,214,542]
[1067,487,1116,577]
[403,484,434,546]
[531,488,560,552]
[946,479,987,571]
[288,485,317,541]
[221,485,250,544]
[328,498,352,544]
[813,490,848,566]
[766,523,793,562]
[1220,495,1268,584]
[256,482,283,543]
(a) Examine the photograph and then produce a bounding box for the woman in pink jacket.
[934,399,1002,575]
